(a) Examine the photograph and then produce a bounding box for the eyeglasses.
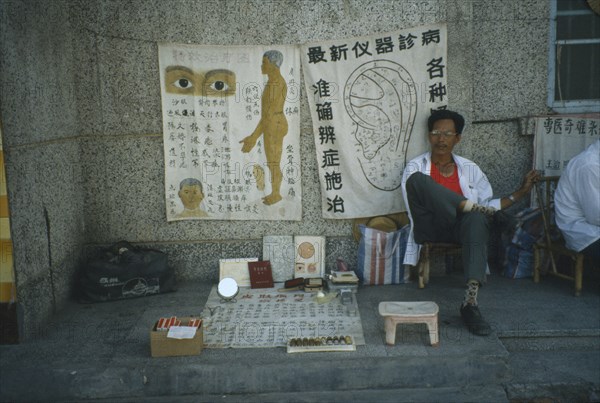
[429,130,457,138]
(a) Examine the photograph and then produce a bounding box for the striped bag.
[357,224,410,285]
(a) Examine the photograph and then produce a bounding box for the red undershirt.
[430,162,464,196]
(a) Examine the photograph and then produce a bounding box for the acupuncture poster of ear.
[158,44,302,221]
[301,24,448,219]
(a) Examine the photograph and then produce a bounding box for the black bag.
[78,241,176,302]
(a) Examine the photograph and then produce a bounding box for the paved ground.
[0,269,599,402]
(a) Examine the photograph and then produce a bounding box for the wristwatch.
[508,194,516,203]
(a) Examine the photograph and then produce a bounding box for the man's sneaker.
[460,304,492,336]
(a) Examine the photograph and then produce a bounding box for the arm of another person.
[577,161,600,228]
[555,165,600,251]
[560,163,600,236]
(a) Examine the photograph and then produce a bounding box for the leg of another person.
[582,238,600,261]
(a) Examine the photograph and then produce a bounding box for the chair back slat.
[532,176,588,296]
[534,176,561,274]
[535,176,561,232]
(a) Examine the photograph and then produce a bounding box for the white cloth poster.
[533,114,600,176]
[301,24,448,218]
[159,44,302,221]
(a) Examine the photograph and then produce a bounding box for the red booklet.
[248,261,274,289]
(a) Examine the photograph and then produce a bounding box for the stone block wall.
[0,0,549,339]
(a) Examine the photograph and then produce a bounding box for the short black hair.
[428,109,465,134]
[179,177,203,191]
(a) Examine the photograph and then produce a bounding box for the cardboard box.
[150,316,203,357]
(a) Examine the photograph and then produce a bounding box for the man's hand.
[516,169,541,197]
[240,135,258,153]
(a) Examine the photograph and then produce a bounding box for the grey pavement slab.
[103,385,511,403]
[0,272,598,402]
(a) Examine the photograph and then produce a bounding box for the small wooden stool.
[378,301,439,347]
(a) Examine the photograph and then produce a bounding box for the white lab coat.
[401,152,501,266]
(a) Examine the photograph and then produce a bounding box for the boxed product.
[150,316,203,357]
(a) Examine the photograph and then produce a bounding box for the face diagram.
[344,60,417,191]
[178,184,204,210]
[165,65,237,97]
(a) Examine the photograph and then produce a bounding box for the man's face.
[261,56,274,74]
[428,118,461,158]
[178,185,204,210]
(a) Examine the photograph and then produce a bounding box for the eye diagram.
[343,60,417,191]
[165,66,237,97]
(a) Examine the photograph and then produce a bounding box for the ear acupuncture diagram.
[343,60,417,191]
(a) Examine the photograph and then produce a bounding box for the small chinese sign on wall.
[158,44,302,221]
[301,24,448,218]
[534,114,600,176]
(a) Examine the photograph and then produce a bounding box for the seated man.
[554,139,600,259]
[401,110,539,336]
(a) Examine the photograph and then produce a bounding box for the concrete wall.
[0,0,85,339]
[0,0,550,339]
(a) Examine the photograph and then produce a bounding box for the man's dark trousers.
[406,172,489,283]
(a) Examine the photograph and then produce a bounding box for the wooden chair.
[532,176,586,296]
[417,242,462,288]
